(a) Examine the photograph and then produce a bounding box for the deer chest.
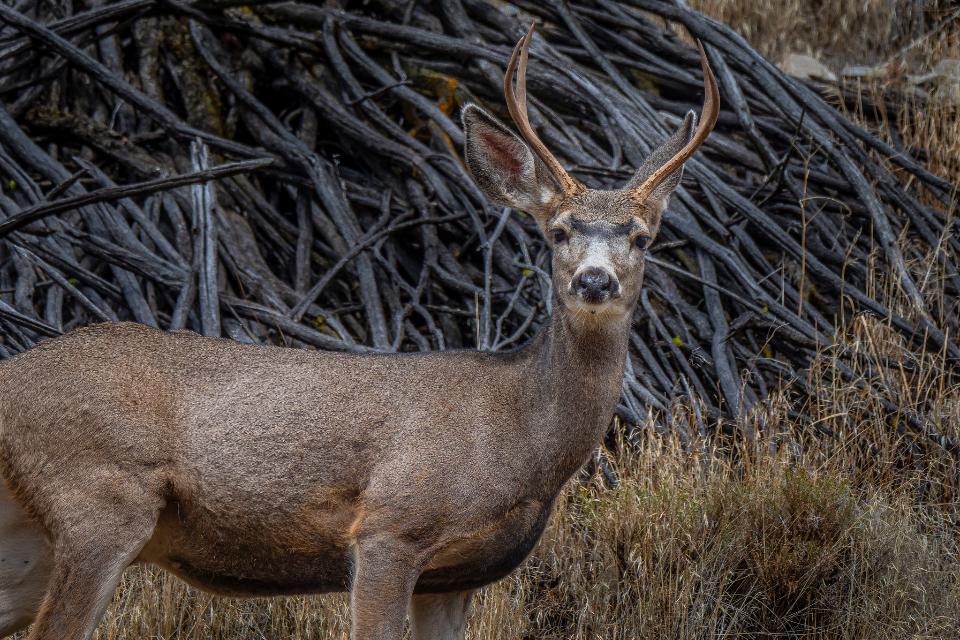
[413,496,554,593]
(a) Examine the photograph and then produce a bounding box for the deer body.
[0,306,625,635]
[0,25,717,640]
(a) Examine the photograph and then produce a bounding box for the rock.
[909,59,960,84]
[932,58,960,80]
[780,53,837,82]
[908,59,960,102]
[841,64,889,79]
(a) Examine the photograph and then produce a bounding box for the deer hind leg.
[24,482,162,640]
[0,482,51,637]
[410,591,474,640]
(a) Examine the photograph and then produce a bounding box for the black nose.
[573,267,614,303]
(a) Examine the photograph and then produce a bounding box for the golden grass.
[86,398,960,639]
[689,0,942,64]
[55,3,960,639]
[80,296,960,638]
[693,0,960,191]
[833,17,960,199]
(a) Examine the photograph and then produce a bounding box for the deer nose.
[573,267,616,303]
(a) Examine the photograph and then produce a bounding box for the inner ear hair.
[462,103,561,216]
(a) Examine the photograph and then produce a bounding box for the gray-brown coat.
[0,25,718,640]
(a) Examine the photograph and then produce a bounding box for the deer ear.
[463,104,561,217]
[626,111,696,214]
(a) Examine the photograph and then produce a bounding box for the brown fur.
[0,65,708,640]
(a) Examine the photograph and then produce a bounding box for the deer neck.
[523,299,632,492]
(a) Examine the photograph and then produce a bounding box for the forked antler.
[503,24,583,196]
[630,39,720,201]
[504,24,719,203]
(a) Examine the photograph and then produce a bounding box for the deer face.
[462,110,687,316]
[544,189,661,316]
[463,25,718,319]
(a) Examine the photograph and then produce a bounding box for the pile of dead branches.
[0,1,956,448]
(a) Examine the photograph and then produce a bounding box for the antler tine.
[503,24,582,196]
[632,39,720,201]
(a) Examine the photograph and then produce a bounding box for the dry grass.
[62,3,960,639]
[83,301,960,638]
[485,445,960,639]
[689,0,945,65]
[831,14,960,201]
[74,291,960,639]
[692,0,960,189]
[80,260,960,639]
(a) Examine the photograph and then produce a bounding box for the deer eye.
[551,228,568,244]
[634,235,651,251]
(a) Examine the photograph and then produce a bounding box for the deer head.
[464,25,719,320]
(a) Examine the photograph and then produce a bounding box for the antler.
[631,40,720,201]
[504,24,583,196]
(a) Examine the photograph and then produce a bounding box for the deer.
[0,24,718,640]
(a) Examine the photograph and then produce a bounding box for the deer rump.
[0,322,557,634]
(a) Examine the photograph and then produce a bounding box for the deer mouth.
[578,289,612,305]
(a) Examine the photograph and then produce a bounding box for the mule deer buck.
[0,25,717,640]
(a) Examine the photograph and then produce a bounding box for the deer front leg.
[410,591,474,640]
[350,534,424,640]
